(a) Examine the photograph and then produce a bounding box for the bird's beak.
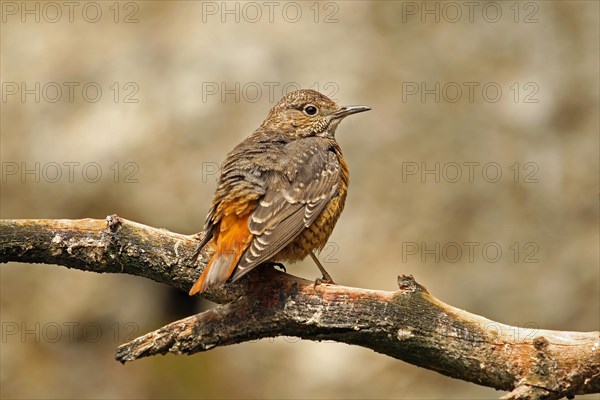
[333,105,371,119]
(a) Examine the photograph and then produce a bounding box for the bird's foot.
[308,251,336,287]
[313,274,336,288]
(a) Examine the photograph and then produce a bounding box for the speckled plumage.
[189,89,369,295]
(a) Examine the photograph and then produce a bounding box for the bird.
[188,89,370,295]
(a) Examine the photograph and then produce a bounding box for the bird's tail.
[188,213,253,295]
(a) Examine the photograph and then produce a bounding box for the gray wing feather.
[229,138,340,282]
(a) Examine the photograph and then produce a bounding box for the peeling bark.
[1,217,598,399]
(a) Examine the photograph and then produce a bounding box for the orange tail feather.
[189,213,253,295]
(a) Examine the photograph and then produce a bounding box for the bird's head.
[260,89,370,139]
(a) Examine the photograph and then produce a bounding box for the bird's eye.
[303,105,318,116]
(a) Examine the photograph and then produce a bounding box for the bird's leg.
[309,251,336,286]
[263,262,286,273]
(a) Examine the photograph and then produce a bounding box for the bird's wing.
[229,138,341,282]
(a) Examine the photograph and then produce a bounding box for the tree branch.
[1,216,598,399]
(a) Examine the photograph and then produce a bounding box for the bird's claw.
[313,275,336,288]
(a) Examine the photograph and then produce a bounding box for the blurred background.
[1,1,598,398]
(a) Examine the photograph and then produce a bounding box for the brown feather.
[188,211,254,295]
[189,89,368,295]
[230,137,341,282]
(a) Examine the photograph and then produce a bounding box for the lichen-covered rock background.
[1,2,598,398]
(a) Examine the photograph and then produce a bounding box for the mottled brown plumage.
[189,89,370,295]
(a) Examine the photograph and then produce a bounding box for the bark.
[1,216,598,399]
